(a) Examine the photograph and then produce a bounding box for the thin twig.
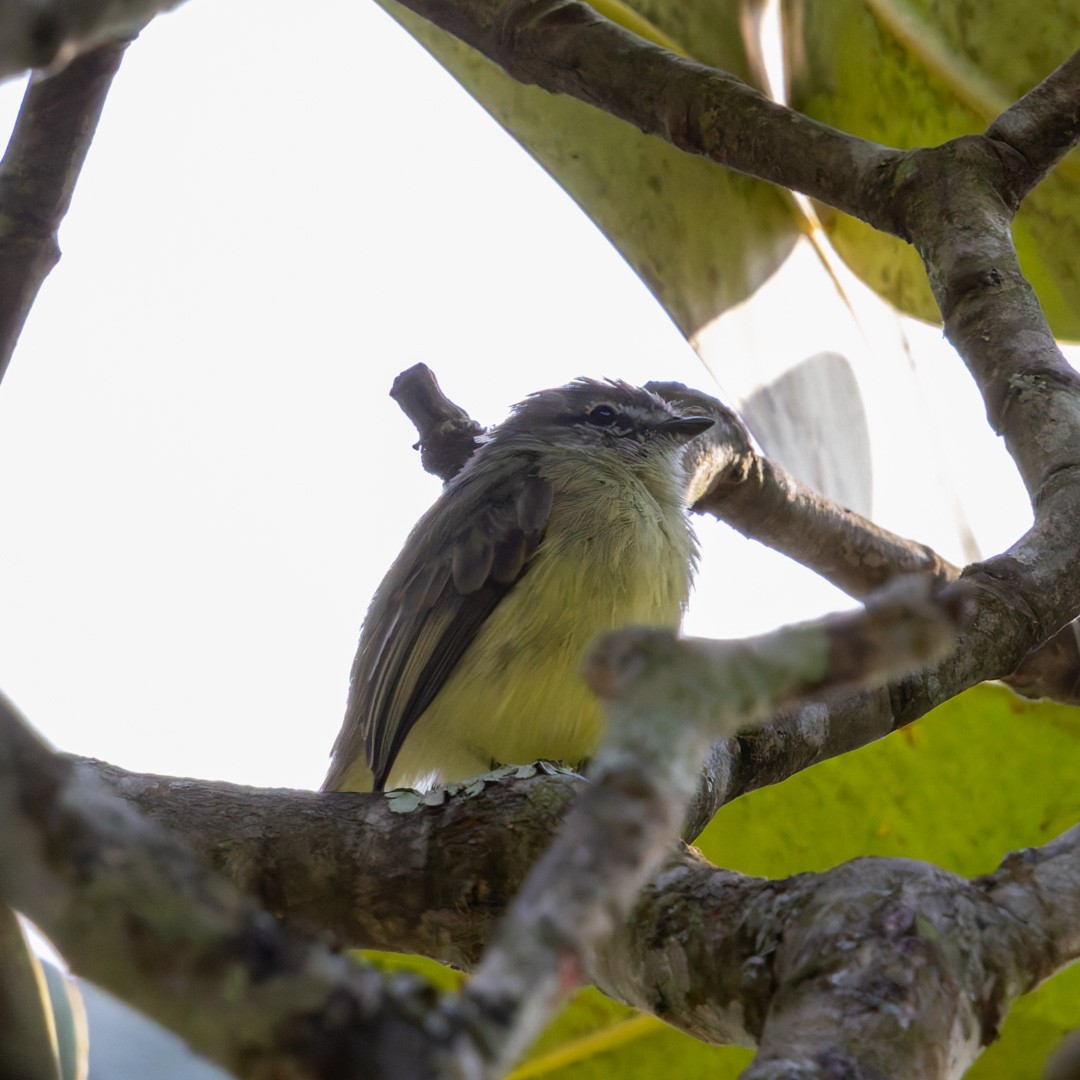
[389,362,485,481]
[0,40,128,384]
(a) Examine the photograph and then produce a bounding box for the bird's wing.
[325,465,553,791]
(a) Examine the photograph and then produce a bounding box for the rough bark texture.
[7,743,1076,1080]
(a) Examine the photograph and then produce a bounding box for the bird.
[323,378,714,793]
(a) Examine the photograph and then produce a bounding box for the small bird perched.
[323,378,714,793]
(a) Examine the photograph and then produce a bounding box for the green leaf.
[509,992,752,1079]
[375,0,803,336]
[785,0,1080,339]
[361,949,464,993]
[697,683,1080,1074]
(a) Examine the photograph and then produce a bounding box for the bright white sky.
[0,0,1049,792]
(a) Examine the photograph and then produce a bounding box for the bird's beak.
[658,415,715,443]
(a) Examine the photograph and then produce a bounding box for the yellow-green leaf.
[509,994,752,1079]
[784,0,1080,339]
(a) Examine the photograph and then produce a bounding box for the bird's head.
[496,378,714,459]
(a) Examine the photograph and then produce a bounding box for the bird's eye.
[586,404,618,426]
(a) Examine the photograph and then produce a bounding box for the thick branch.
[860,136,1080,725]
[91,757,580,967]
[603,831,1080,1078]
[0,40,127,383]
[0,694,465,1079]
[68,753,1080,1080]
[986,49,1080,200]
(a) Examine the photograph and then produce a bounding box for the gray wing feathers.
[325,458,552,791]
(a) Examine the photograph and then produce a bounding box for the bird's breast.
[385,461,695,789]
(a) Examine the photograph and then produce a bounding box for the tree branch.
[670,383,1080,707]
[402,0,897,226]
[602,828,1080,1078]
[389,363,486,481]
[645,380,958,597]
[0,693,476,1079]
[90,756,579,967]
[0,40,128,384]
[986,49,1080,200]
[56,740,1080,1080]
[1,584,959,1077]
